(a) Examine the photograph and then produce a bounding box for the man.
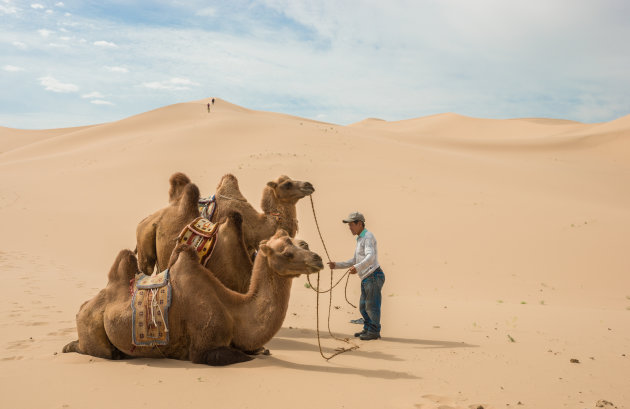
[328,211,385,340]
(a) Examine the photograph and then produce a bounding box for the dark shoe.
[359,332,380,341]
[354,330,367,338]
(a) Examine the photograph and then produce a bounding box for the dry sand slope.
[1,98,629,409]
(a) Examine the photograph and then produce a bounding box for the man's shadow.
[269,327,477,361]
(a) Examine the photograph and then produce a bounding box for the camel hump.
[178,183,201,215]
[168,243,199,268]
[216,174,247,202]
[107,249,139,284]
[169,172,192,203]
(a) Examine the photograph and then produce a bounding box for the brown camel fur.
[213,174,314,255]
[136,175,253,293]
[63,229,323,366]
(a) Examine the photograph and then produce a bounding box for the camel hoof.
[62,340,79,354]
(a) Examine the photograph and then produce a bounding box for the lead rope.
[308,195,359,360]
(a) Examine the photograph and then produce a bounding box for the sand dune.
[1,98,629,409]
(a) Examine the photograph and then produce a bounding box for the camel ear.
[275,229,289,238]
[266,181,278,189]
[259,243,273,256]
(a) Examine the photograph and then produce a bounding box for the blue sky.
[1,0,629,129]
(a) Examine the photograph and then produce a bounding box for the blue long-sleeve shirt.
[334,229,380,280]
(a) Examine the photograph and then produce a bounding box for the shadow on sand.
[247,354,420,379]
[266,327,477,365]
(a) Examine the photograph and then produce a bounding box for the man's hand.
[327,261,336,269]
[348,266,357,274]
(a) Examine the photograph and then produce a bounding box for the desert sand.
[1,98,628,409]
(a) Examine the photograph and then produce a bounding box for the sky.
[1,0,629,129]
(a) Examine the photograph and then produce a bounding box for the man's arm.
[330,256,356,270]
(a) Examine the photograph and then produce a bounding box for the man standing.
[328,212,385,340]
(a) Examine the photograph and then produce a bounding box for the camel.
[63,229,323,366]
[136,173,253,293]
[213,174,315,255]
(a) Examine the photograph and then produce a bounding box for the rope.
[308,195,359,360]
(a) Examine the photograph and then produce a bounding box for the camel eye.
[283,182,293,189]
[282,251,294,259]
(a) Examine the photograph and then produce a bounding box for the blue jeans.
[360,268,385,334]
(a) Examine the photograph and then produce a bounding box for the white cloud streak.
[90,100,114,105]
[39,76,79,93]
[105,66,128,73]
[3,65,23,72]
[82,92,104,99]
[142,77,200,91]
[93,40,117,47]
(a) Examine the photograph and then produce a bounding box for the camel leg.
[63,291,128,360]
[191,346,253,366]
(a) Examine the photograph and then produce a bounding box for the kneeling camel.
[63,229,323,366]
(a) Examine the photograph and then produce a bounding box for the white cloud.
[31,3,44,9]
[90,100,114,105]
[142,77,200,91]
[48,42,69,48]
[39,76,79,93]
[3,65,24,72]
[55,1,64,6]
[196,7,216,17]
[12,41,27,49]
[38,29,53,37]
[105,66,128,73]
[0,1,18,14]
[93,40,117,47]
[82,91,104,99]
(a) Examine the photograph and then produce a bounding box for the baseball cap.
[342,211,365,223]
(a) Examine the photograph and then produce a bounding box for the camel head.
[259,230,323,277]
[266,175,315,203]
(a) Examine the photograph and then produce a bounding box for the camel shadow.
[247,354,420,380]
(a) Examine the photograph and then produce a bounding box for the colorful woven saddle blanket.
[131,269,172,346]
[198,194,217,220]
[177,216,219,266]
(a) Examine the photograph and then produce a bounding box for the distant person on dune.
[328,211,385,341]
[212,98,215,105]
[207,102,210,113]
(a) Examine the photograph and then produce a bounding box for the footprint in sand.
[1,355,24,361]
[418,395,488,409]
[47,327,76,337]
[6,338,35,350]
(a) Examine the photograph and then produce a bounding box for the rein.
[308,195,359,360]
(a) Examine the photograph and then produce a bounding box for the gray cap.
[342,211,365,223]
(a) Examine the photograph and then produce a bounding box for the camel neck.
[260,187,298,236]
[230,253,293,351]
